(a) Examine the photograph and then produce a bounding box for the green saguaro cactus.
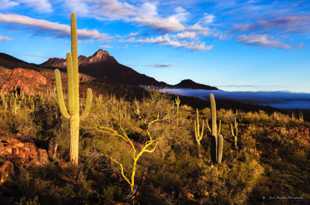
[54,13,93,166]
[209,94,223,164]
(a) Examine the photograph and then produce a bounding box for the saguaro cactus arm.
[194,109,205,146]
[81,88,93,120]
[54,69,70,119]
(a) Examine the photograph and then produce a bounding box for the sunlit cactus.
[298,112,304,122]
[54,13,93,166]
[175,96,181,126]
[194,109,205,157]
[209,94,223,164]
[230,118,239,149]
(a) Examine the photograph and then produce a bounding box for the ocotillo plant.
[230,118,239,149]
[54,13,93,166]
[209,94,223,164]
[194,109,205,156]
[99,115,161,194]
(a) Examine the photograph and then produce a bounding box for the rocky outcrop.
[0,137,49,167]
[41,49,116,68]
[0,68,48,95]
[87,49,113,64]
[0,137,49,185]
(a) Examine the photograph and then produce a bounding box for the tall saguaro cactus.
[209,94,223,164]
[54,13,93,166]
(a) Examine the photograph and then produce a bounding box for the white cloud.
[0,35,11,41]
[176,31,197,39]
[0,0,19,9]
[200,13,215,24]
[187,13,226,40]
[65,0,187,32]
[134,3,187,32]
[0,0,52,12]
[136,34,213,51]
[19,0,52,12]
[0,13,110,40]
[238,34,290,49]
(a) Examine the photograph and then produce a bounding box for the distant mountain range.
[0,49,218,90]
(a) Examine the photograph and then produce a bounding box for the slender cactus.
[175,96,181,126]
[298,112,304,122]
[230,118,239,149]
[194,109,205,157]
[209,94,224,164]
[54,13,93,166]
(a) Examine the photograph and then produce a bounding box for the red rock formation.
[0,67,48,95]
[0,137,49,167]
[0,136,49,184]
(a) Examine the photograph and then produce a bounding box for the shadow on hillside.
[246,126,310,205]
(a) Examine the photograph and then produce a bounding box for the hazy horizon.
[0,0,309,92]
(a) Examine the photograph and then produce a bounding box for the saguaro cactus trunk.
[54,13,93,166]
[209,94,223,164]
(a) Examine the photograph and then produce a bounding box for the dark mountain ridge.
[0,49,218,89]
[173,79,218,90]
[0,53,39,70]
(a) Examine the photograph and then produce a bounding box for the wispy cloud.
[238,34,290,49]
[0,13,110,40]
[66,0,187,32]
[128,63,174,68]
[64,0,224,50]
[133,34,213,51]
[0,35,11,41]
[0,0,53,12]
[176,31,197,39]
[145,64,173,68]
[0,0,19,9]
[235,15,310,34]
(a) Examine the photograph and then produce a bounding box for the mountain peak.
[88,49,111,63]
[41,49,114,68]
[174,79,218,90]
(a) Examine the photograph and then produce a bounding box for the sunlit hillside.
[0,89,309,205]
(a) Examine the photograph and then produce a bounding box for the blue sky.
[0,0,309,92]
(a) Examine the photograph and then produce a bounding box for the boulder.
[0,137,49,167]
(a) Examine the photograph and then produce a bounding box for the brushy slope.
[0,91,309,205]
